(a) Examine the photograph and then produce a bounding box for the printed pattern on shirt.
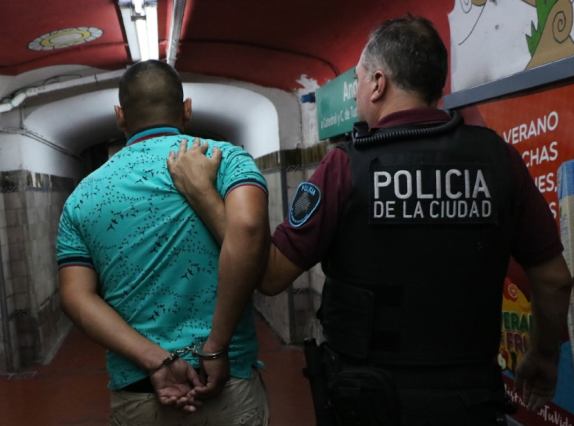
[56,133,265,389]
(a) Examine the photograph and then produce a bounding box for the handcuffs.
[152,343,227,373]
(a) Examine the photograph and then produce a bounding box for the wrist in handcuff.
[150,345,228,374]
[150,352,180,374]
[194,346,228,361]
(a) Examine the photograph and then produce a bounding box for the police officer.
[168,16,573,426]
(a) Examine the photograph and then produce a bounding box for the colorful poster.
[449,0,574,92]
[476,83,574,425]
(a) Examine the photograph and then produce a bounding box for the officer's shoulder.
[459,123,504,140]
[311,143,351,171]
[457,123,508,149]
[325,139,352,155]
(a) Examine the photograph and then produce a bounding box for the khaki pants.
[111,372,269,426]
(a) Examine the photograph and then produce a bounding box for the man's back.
[58,128,266,389]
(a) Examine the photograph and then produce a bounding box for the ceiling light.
[166,0,186,66]
[118,0,159,62]
[28,27,103,51]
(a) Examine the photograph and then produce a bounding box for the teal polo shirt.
[56,127,267,390]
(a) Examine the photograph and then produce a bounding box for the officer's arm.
[525,254,572,359]
[59,266,171,370]
[258,244,304,295]
[515,254,573,411]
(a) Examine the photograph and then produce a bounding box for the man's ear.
[183,98,192,122]
[370,70,387,102]
[114,105,127,133]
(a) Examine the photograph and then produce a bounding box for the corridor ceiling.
[0,0,451,93]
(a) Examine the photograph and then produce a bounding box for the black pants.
[398,388,508,426]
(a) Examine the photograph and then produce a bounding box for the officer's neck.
[369,90,432,129]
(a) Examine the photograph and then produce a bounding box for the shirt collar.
[126,126,182,146]
[374,108,451,129]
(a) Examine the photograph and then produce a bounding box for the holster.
[323,345,401,426]
[303,339,336,426]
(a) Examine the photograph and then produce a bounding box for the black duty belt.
[325,342,501,390]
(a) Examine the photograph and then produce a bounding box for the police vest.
[320,120,514,368]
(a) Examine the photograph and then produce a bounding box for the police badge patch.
[288,182,321,228]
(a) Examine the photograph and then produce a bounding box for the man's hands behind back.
[150,358,204,412]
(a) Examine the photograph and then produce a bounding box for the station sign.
[316,67,358,140]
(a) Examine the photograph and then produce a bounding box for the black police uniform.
[319,116,511,426]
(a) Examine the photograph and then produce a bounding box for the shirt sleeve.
[272,147,352,270]
[507,144,563,267]
[56,197,94,269]
[214,143,268,197]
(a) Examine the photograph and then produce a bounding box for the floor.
[0,316,314,426]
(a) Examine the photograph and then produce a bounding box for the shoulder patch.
[288,182,321,228]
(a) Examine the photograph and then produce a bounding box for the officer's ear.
[371,70,387,102]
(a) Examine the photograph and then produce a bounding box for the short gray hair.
[360,16,448,104]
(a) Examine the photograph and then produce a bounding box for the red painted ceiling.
[0,0,453,92]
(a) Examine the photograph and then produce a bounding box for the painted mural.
[449,0,574,91]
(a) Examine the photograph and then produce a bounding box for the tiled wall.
[0,171,75,371]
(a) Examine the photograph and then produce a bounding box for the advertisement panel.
[477,83,574,425]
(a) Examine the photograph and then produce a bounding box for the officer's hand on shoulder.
[167,138,222,209]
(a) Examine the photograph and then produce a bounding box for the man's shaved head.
[118,60,184,127]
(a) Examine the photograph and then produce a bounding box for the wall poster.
[476,83,574,425]
[449,0,574,93]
